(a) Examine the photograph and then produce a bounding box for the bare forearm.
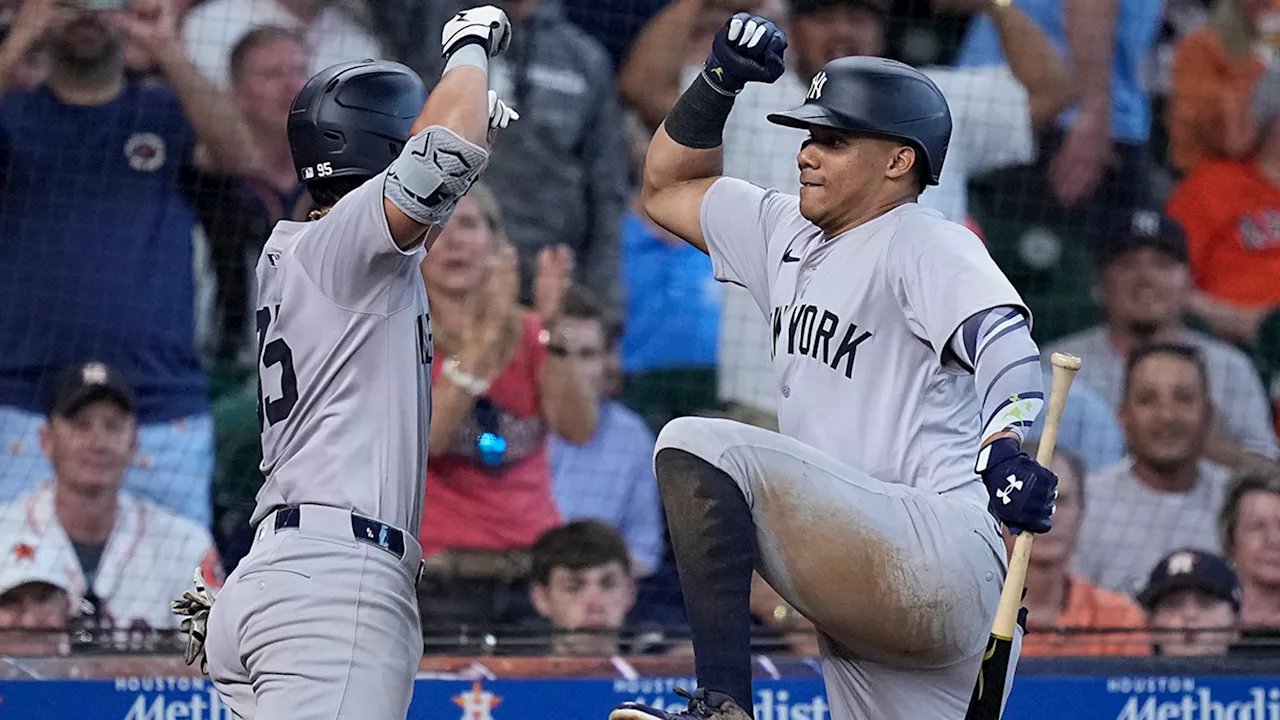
[411,65,488,148]
[639,125,721,252]
[619,0,706,130]
[990,4,1074,128]
[154,42,257,175]
[1064,0,1116,115]
[1203,428,1263,470]
[645,123,723,192]
[428,374,481,456]
[539,356,598,444]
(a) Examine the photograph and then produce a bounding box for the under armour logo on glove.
[996,475,1023,504]
[975,438,1058,534]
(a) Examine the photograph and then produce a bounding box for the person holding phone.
[0,0,256,533]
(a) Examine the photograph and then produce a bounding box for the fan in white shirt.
[0,363,220,632]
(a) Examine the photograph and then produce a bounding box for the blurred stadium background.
[3,0,1280,716]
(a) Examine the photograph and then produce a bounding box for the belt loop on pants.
[262,504,426,585]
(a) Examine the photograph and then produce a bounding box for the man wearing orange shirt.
[1015,442,1149,657]
[1167,69,1280,311]
[1167,72,1280,438]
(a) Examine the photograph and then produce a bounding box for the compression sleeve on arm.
[663,73,738,149]
[949,306,1045,443]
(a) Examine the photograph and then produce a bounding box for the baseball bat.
[963,352,1082,720]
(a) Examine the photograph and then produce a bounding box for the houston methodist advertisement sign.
[1,673,1279,720]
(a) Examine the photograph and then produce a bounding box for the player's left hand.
[171,567,215,674]
[975,437,1058,534]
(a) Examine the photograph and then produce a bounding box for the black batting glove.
[703,12,788,95]
[976,437,1058,535]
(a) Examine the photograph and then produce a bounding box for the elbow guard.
[384,125,490,227]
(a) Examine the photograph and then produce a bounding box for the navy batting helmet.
[287,59,428,186]
[767,56,952,186]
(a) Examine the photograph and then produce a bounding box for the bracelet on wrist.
[443,356,490,397]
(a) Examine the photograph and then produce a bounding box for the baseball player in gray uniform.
[610,13,1059,720]
[170,7,519,720]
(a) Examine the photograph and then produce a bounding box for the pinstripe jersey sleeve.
[949,306,1045,443]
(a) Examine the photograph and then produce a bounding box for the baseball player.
[170,7,519,720]
[610,14,1059,720]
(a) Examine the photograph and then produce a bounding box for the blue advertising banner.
[2,673,1278,719]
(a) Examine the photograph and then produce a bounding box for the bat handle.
[989,352,1081,640]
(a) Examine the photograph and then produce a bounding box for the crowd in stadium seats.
[5,0,1280,661]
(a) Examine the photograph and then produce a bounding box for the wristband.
[444,42,489,74]
[443,357,490,396]
[663,73,738,150]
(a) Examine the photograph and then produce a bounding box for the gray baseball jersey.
[250,171,433,536]
[664,177,1031,719]
[702,177,1028,512]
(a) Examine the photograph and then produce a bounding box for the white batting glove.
[442,6,512,59]
[171,567,215,674]
[488,90,519,135]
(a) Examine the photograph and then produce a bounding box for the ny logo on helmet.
[808,71,828,100]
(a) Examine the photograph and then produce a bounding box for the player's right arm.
[641,12,789,254]
[382,6,513,250]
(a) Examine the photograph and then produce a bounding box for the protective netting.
[0,0,1275,661]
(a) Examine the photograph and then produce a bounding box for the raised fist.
[442,5,512,59]
[703,12,788,94]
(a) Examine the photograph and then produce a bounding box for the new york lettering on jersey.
[250,173,433,536]
[699,178,1027,500]
[769,303,873,378]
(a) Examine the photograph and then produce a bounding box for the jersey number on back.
[256,305,298,430]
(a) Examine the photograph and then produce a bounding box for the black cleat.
[610,688,752,720]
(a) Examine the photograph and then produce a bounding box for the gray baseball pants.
[204,504,424,720]
[657,416,1023,720]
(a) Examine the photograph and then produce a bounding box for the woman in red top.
[416,181,599,639]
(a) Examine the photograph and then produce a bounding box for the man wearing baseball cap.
[1138,548,1241,656]
[0,362,221,636]
[45,361,137,421]
[1043,207,1277,469]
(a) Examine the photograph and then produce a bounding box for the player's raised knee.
[654,415,730,461]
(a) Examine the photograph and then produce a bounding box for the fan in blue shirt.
[0,1,256,528]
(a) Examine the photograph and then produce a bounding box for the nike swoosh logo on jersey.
[782,249,801,263]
